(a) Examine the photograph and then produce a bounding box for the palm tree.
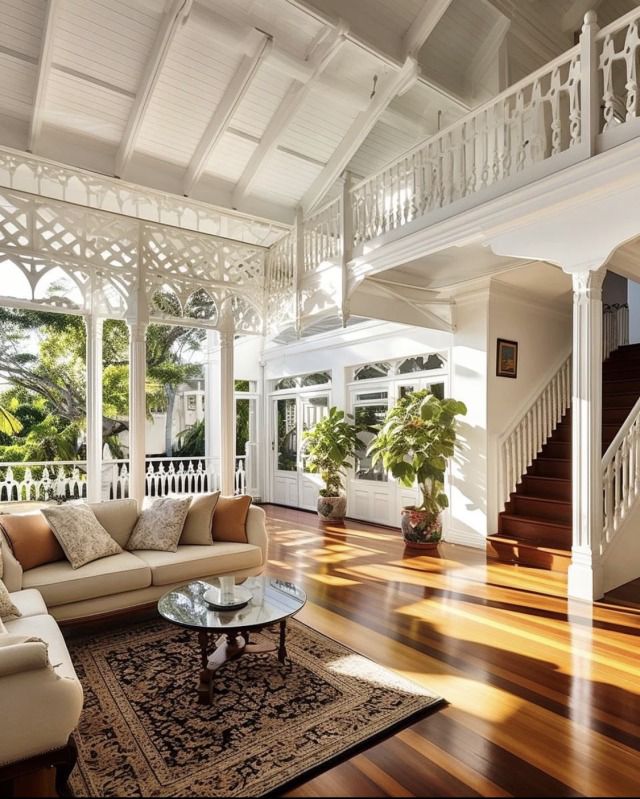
[0,406,23,436]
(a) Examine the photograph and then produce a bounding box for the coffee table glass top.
[158,576,306,631]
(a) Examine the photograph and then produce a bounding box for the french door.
[271,392,330,509]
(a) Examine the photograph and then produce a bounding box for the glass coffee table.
[158,575,307,705]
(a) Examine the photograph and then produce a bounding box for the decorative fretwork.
[0,146,290,248]
[598,12,640,130]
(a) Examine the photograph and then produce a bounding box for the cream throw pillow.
[180,492,221,545]
[126,496,192,552]
[41,504,122,570]
[0,578,21,621]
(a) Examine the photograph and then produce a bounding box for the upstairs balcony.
[266,8,640,335]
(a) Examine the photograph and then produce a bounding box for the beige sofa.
[0,498,268,622]
[0,497,267,788]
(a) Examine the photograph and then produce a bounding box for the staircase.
[489,343,640,572]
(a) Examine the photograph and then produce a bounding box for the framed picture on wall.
[496,338,518,378]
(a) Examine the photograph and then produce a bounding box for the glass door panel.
[276,397,297,472]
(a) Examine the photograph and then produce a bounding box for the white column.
[341,172,353,326]
[219,329,235,495]
[85,315,103,503]
[568,268,605,601]
[128,321,147,508]
[204,330,221,481]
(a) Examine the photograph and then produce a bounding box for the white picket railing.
[603,303,629,360]
[602,397,640,552]
[597,9,640,131]
[499,356,572,510]
[0,461,87,502]
[303,196,342,273]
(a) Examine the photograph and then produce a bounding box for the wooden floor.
[257,506,640,798]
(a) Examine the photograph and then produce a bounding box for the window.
[273,371,331,391]
[354,362,391,380]
[398,353,446,374]
[353,391,388,482]
[187,395,197,411]
[276,398,297,471]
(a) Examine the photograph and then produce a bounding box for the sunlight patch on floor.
[305,573,361,587]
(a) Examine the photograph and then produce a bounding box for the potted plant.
[368,389,467,548]
[303,406,357,522]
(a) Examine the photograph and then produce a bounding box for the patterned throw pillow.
[0,578,21,621]
[126,496,192,552]
[41,504,122,570]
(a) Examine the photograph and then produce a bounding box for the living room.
[2,0,640,796]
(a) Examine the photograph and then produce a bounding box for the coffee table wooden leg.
[197,630,213,705]
[278,619,287,664]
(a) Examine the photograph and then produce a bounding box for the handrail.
[603,395,640,467]
[596,5,640,38]
[350,43,582,195]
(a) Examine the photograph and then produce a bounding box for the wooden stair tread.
[488,534,571,555]
[499,513,571,530]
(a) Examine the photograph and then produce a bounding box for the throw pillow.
[0,513,65,571]
[0,578,21,621]
[180,491,221,545]
[126,496,192,552]
[41,504,122,570]
[211,495,252,543]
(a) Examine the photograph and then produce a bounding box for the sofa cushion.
[89,498,139,548]
[0,578,20,621]
[0,533,23,593]
[0,512,65,570]
[133,543,263,586]
[8,589,48,619]
[127,496,192,552]
[42,504,122,569]
[4,613,78,682]
[21,552,151,607]
[180,492,220,545]
[212,495,252,543]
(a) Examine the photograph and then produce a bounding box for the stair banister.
[498,353,572,511]
[601,394,640,551]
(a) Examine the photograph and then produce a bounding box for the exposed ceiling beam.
[183,33,272,196]
[288,0,468,111]
[403,0,454,57]
[231,23,348,207]
[561,0,604,33]
[115,0,193,178]
[29,0,60,153]
[301,57,418,214]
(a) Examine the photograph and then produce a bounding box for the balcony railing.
[265,9,640,331]
[0,453,254,505]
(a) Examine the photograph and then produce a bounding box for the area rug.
[66,618,443,797]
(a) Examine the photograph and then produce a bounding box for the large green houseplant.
[303,407,358,522]
[368,389,467,547]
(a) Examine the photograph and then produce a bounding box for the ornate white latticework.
[598,10,640,130]
[0,145,290,248]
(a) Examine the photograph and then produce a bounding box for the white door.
[271,393,329,509]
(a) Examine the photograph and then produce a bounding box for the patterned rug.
[66,618,443,797]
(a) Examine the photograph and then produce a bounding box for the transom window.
[352,353,446,381]
[273,371,331,391]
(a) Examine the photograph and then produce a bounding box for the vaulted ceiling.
[0,0,638,225]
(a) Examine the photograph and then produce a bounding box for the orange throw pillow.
[0,512,65,571]
[211,495,252,543]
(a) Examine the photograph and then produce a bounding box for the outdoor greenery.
[0,296,208,464]
[302,407,358,497]
[368,389,467,520]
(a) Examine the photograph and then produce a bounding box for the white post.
[204,329,221,485]
[579,11,600,157]
[85,315,103,503]
[341,171,353,326]
[568,268,605,601]
[219,328,235,496]
[128,320,147,508]
[294,206,303,335]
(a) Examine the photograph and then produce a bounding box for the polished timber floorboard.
[258,506,640,798]
[20,505,640,798]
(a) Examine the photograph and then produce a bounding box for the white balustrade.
[351,46,581,247]
[303,196,343,273]
[602,303,629,360]
[499,357,572,510]
[0,461,87,502]
[235,456,247,495]
[602,398,640,551]
[597,9,640,131]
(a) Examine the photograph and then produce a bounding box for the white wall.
[486,281,572,531]
[628,280,640,344]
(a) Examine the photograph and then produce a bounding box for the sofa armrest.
[0,635,49,678]
[0,533,23,592]
[246,505,268,565]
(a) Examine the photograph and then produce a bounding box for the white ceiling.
[0,0,637,226]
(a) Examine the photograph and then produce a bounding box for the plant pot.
[400,506,442,548]
[317,495,347,522]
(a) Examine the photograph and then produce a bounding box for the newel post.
[580,10,600,156]
[569,268,604,601]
